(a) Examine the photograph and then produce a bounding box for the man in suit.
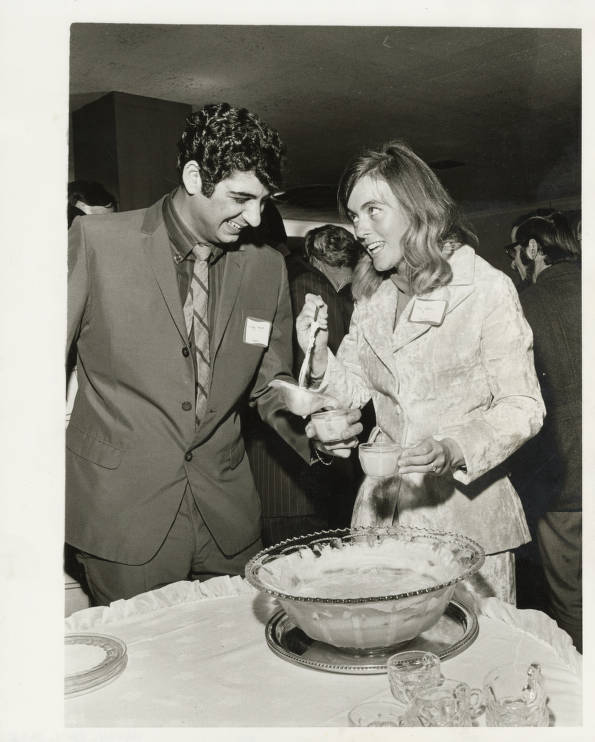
[66,103,362,605]
[506,210,582,651]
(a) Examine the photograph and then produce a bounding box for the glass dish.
[387,650,443,704]
[268,378,338,417]
[245,525,485,654]
[265,599,478,673]
[483,662,550,726]
[65,633,128,697]
[348,700,420,727]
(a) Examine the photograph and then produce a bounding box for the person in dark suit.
[245,224,363,546]
[506,210,582,650]
[66,103,362,605]
[67,180,117,227]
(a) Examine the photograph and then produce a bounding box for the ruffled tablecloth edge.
[64,575,257,633]
[64,577,582,680]
[477,596,582,676]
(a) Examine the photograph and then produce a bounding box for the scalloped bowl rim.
[245,525,485,604]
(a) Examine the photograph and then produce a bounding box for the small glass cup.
[309,409,352,443]
[409,677,483,727]
[483,662,549,727]
[348,700,420,727]
[358,442,402,477]
[387,650,443,706]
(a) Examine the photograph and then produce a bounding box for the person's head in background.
[68,180,117,227]
[509,209,579,285]
[565,209,581,245]
[337,140,477,301]
[506,207,554,284]
[174,102,285,246]
[304,224,361,293]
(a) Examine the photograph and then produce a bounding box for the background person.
[67,180,117,227]
[506,210,581,651]
[504,207,559,289]
[66,102,361,606]
[245,223,364,545]
[289,224,360,374]
[296,140,545,604]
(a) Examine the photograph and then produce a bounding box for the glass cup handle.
[469,688,485,719]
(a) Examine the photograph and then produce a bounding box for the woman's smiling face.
[346,174,410,273]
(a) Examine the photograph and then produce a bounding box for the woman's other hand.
[295,293,329,379]
[398,437,465,476]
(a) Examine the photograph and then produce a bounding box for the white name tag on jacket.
[408,298,447,326]
[244,316,272,347]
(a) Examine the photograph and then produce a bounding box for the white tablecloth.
[64,576,582,727]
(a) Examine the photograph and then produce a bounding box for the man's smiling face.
[183,169,270,246]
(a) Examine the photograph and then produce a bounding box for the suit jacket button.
[182,347,190,357]
[184,452,193,462]
[182,401,192,411]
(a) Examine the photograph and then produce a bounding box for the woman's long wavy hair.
[337,140,478,300]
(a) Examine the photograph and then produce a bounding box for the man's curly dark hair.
[177,102,285,197]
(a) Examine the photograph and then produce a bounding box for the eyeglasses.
[504,242,519,259]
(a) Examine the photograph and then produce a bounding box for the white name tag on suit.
[244,317,272,347]
[408,298,447,326]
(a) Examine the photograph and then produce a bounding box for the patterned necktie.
[190,244,211,420]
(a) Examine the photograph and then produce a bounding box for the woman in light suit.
[296,141,545,603]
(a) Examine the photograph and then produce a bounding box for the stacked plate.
[65,633,128,697]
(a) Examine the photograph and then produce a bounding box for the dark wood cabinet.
[72,92,192,211]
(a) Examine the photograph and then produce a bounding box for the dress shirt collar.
[162,190,224,265]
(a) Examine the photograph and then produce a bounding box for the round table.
[64,575,582,727]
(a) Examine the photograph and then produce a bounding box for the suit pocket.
[66,424,122,469]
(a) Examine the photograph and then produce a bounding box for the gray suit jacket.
[66,197,310,564]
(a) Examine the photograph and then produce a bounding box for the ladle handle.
[367,426,383,444]
[298,306,320,388]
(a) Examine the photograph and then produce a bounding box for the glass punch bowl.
[245,525,485,654]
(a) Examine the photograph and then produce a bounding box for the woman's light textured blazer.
[320,245,545,554]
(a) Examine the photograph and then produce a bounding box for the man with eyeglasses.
[505,208,582,652]
[504,208,559,287]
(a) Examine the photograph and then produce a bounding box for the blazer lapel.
[359,280,399,376]
[141,198,188,342]
[392,293,435,352]
[212,247,246,359]
[393,245,477,352]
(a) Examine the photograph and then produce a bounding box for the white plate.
[65,633,128,697]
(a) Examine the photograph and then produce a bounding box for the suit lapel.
[141,199,188,342]
[212,248,246,359]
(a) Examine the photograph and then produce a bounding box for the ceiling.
[69,24,581,220]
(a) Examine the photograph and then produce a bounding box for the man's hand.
[305,408,363,459]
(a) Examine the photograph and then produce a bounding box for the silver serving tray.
[265,599,478,674]
[65,633,128,697]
